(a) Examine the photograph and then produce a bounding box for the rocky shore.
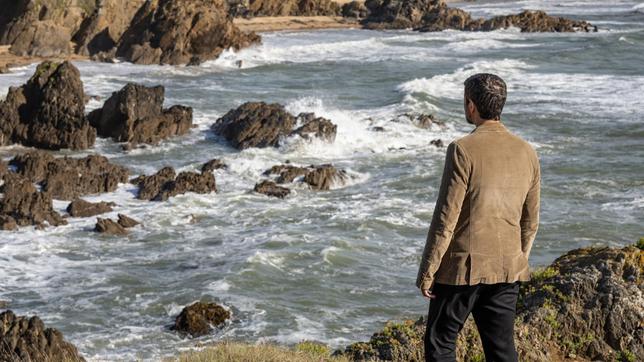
[2,241,641,361]
[0,0,597,71]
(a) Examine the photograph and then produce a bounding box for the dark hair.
[464,73,507,120]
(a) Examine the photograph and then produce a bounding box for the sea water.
[0,0,643,360]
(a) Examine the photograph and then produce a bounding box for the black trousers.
[424,281,520,362]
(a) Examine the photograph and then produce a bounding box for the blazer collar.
[471,121,507,133]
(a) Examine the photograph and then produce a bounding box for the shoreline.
[233,15,360,33]
[0,45,89,74]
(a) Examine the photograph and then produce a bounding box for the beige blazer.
[416,121,541,290]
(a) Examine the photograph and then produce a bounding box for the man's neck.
[475,119,501,127]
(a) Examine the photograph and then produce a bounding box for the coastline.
[233,16,360,33]
[0,45,89,74]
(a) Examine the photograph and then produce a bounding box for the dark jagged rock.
[0,61,96,150]
[88,83,193,145]
[115,0,261,65]
[117,214,140,228]
[264,163,348,191]
[430,139,444,148]
[67,199,115,218]
[133,166,217,201]
[336,244,644,361]
[0,310,85,362]
[202,159,228,173]
[0,173,66,229]
[240,0,341,17]
[363,0,596,33]
[0,215,18,231]
[10,151,130,201]
[254,180,291,198]
[95,217,128,236]
[342,1,370,18]
[173,301,231,337]
[212,102,337,150]
[391,113,445,129]
[0,159,7,179]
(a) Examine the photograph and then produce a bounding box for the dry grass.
[171,341,351,362]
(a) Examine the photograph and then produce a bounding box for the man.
[416,73,541,362]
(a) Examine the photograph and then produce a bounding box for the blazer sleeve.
[520,153,541,259]
[416,142,471,290]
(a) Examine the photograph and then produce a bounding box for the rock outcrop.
[238,0,341,17]
[391,112,445,129]
[336,243,644,361]
[115,0,261,65]
[0,310,85,362]
[172,301,231,337]
[10,151,130,201]
[67,199,115,218]
[94,214,139,236]
[88,83,193,146]
[117,214,140,228]
[342,1,370,19]
[261,163,349,192]
[254,180,291,198]
[362,0,596,33]
[211,102,337,150]
[202,159,228,173]
[132,163,217,201]
[0,173,66,229]
[0,61,96,150]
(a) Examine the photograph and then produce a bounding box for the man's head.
[464,73,507,125]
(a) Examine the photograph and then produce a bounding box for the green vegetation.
[617,350,636,362]
[294,341,331,357]
[531,266,559,282]
[171,341,350,362]
[636,237,644,250]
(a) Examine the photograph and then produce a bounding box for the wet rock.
[0,61,96,150]
[254,180,291,198]
[391,113,444,129]
[88,83,193,145]
[0,310,85,362]
[342,1,370,18]
[430,139,444,148]
[0,173,66,229]
[212,102,337,150]
[0,215,18,231]
[173,301,231,337]
[67,199,115,218]
[478,10,598,33]
[363,0,443,29]
[264,163,348,191]
[336,244,644,361]
[10,151,130,201]
[117,214,140,228]
[95,217,128,236]
[202,159,228,173]
[115,0,261,65]
[133,167,217,201]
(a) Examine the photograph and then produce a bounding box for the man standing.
[416,73,541,362]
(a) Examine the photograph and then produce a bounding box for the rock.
[117,214,140,228]
[342,1,370,18]
[254,180,291,198]
[115,0,261,65]
[243,0,341,17]
[430,139,444,148]
[0,61,96,150]
[133,166,217,201]
[264,163,348,191]
[0,173,66,229]
[67,199,115,218]
[391,113,444,129]
[173,301,231,337]
[363,0,596,33]
[0,159,7,179]
[0,215,18,231]
[336,244,644,361]
[202,159,228,173]
[0,310,85,362]
[212,102,337,150]
[95,217,128,236]
[88,83,193,145]
[10,151,130,201]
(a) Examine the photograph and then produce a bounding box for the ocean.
[1,0,643,360]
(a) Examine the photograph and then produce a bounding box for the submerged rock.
[88,83,193,146]
[211,102,337,150]
[0,310,85,362]
[336,244,644,361]
[173,301,231,337]
[115,0,261,65]
[263,163,348,191]
[10,151,130,201]
[202,159,228,173]
[117,214,140,228]
[0,61,96,150]
[0,173,66,230]
[254,180,291,198]
[133,166,217,201]
[67,199,115,218]
[95,217,128,236]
